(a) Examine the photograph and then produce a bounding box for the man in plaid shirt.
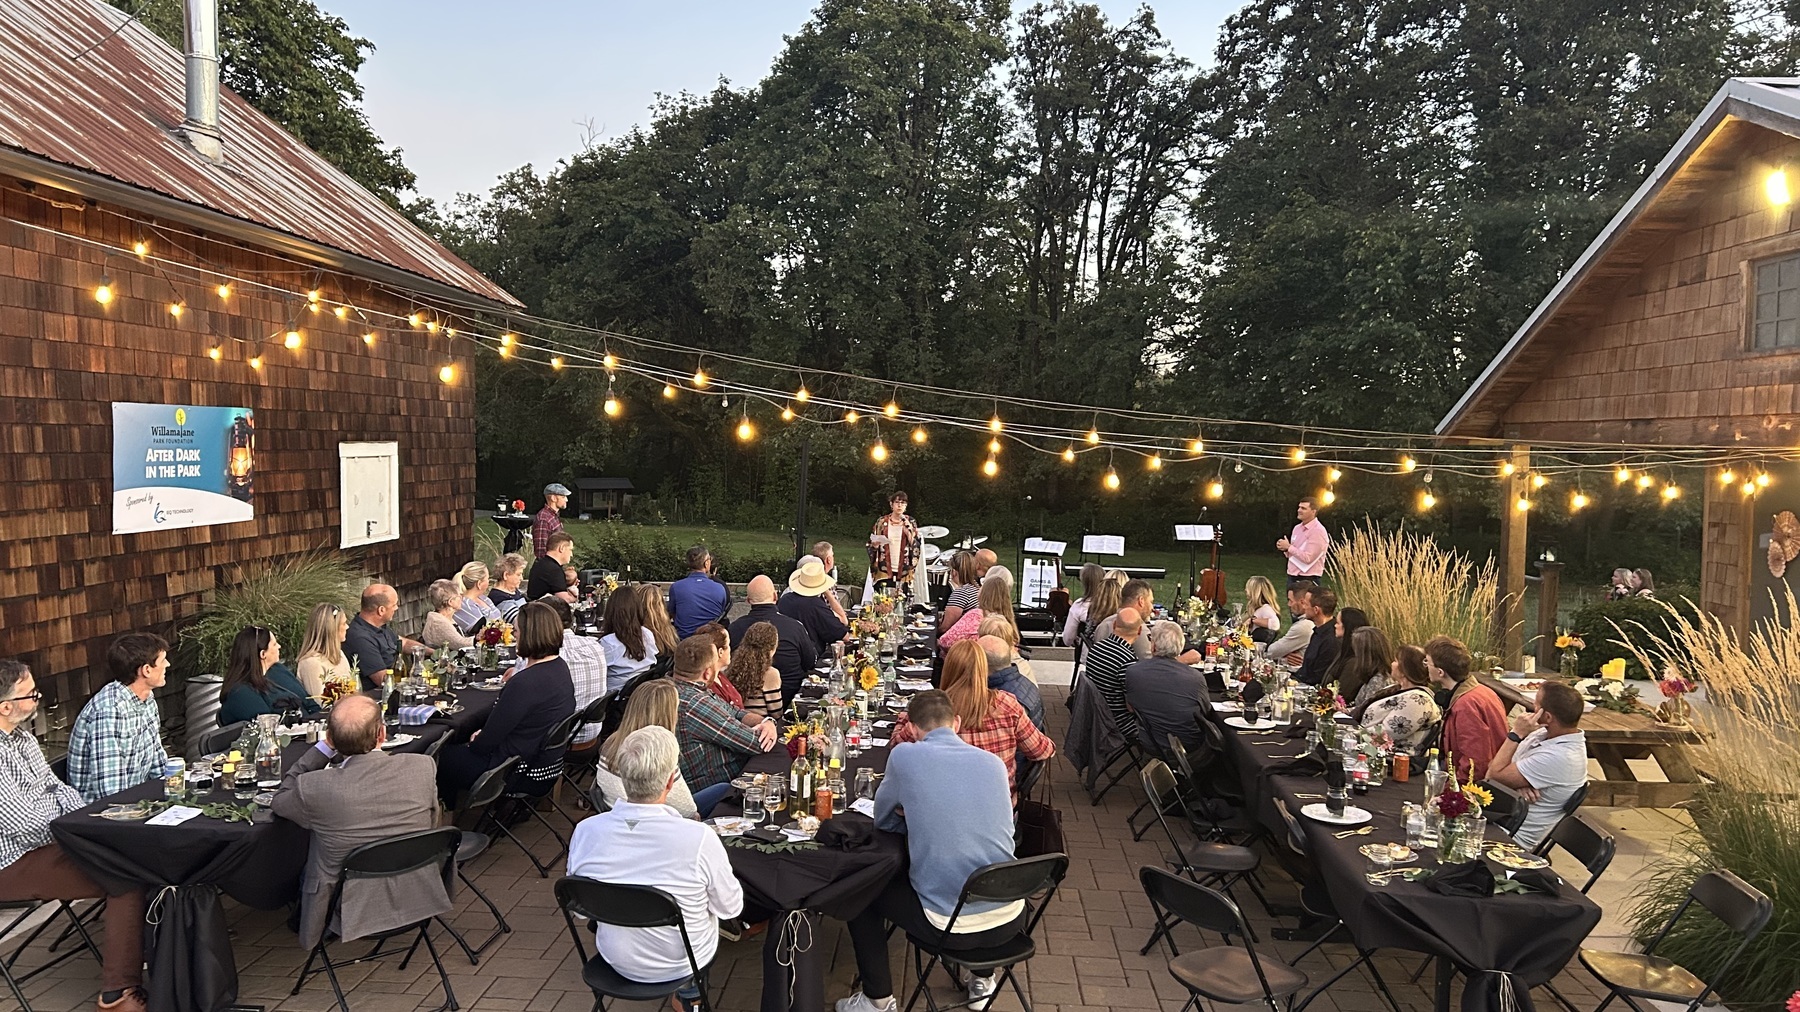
[0,659,147,1010]
[669,635,776,790]
[533,483,570,557]
[67,633,170,804]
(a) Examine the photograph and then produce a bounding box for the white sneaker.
[837,992,896,1012]
[967,974,999,1011]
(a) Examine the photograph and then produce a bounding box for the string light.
[871,440,888,463]
[1719,468,1736,485]
[1188,438,1204,455]
[884,401,900,419]
[362,332,376,346]
[663,383,677,399]
[1423,469,1433,484]
[1515,496,1533,511]
[333,304,349,320]
[844,410,859,424]
[1531,473,1548,489]
[1148,454,1163,471]
[132,239,148,257]
[424,320,439,333]
[438,364,456,384]
[1290,447,1307,464]
[1635,473,1654,491]
[284,329,302,350]
[982,456,999,478]
[551,356,564,369]
[1103,468,1121,491]
[603,379,621,416]
[1321,488,1337,506]
[1418,491,1436,510]
[1571,491,1589,510]
[1207,480,1224,499]
[1498,460,1517,477]
[988,437,1002,454]
[1400,455,1417,472]
[603,353,618,370]
[306,289,321,304]
[693,369,710,388]
[780,405,795,422]
[1743,480,1758,497]
[167,301,184,319]
[248,355,263,370]
[1086,428,1101,445]
[1326,467,1343,483]
[207,346,221,361]
[1062,445,1076,463]
[1661,483,1681,501]
[989,414,1003,433]
[911,427,927,444]
[736,414,755,442]
[407,313,422,327]
[1769,168,1791,206]
[1757,472,1772,487]
[94,276,113,305]
[1615,466,1632,484]
[216,283,231,300]
[795,385,809,403]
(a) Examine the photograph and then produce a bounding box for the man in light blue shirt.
[839,690,1022,1012]
[668,546,729,639]
[67,632,170,803]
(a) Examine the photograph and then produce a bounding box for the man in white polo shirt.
[1487,680,1589,849]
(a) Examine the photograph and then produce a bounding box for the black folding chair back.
[1015,756,1045,801]
[492,717,581,876]
[1581,869,1771,1012]
[555,877,713,1012]
[1538,813,1615,893]
[291,827,461,1012]
[1139,866,1306,1012]
[0,898,104,1010]
[898,854,1067,1012]
[463,756,520,815]
[195,720,248,757]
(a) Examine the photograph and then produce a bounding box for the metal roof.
[0,0,519,307]
[1437,78,1800,437]
[574,477,636,491]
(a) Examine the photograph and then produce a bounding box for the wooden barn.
[0,0,518,714]
[1440,77,1800,639]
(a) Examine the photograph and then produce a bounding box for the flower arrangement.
[1786,989,1799,1012]
[1432,768,1489,860]
[1576,676,1641,713]
[1655,665,1697,726]
[858,664,881,691]
[869,592,896,618]
[478,621,514,647]
[1554,629,1586,680]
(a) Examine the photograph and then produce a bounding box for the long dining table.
[1199,694,1602,1012]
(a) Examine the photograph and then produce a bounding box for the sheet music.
[1022,537,1066,555]
[1081,534,1126,556]
[1175,525,1216,542]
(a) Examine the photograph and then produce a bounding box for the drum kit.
[920,526,991,590]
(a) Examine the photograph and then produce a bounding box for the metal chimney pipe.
[176,0,223,164]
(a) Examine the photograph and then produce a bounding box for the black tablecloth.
[723,733,905,1012]
[51,685,502,1012]
[1207,702,1602,1012]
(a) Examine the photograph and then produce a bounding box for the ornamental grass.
[1326,522,1498,653]
[1617,590,1800,1011]
[180,551,365,676]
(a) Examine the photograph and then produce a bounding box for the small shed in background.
[575,477,635,517]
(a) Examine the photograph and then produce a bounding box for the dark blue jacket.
[988,664,1045,731]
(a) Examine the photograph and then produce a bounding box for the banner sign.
[112,402,255,534]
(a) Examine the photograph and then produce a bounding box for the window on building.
[1753,253,1800,349]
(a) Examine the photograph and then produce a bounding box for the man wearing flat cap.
[534,482,570,557]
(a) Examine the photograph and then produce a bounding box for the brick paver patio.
[8,686,1626,1012]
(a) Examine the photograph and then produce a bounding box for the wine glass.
[761,781,786,826]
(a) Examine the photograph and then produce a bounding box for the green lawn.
[475,512,1289,606]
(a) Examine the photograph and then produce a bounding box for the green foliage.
[109,0,417,206]
[1567,595,1701,679]
[1327,522,1498,653]
[179,553,364,676]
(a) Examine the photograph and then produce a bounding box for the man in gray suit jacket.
[271,695,449,949]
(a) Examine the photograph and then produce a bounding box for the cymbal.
[922,544,942,562]
[926,563,950,573]
[953,535,988,549]
[917,525,950,540]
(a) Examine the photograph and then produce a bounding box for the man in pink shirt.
[1276,497,1330,588]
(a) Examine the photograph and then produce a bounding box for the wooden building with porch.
[0,0,518,713]
[1440,77,1800,644]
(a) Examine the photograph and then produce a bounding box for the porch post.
[1495,444,1531,667]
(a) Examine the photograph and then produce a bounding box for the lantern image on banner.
[226,413,255,502]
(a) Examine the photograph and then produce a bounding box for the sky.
[323,0,1243,204]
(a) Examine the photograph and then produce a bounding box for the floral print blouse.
[1359,686,1442,757]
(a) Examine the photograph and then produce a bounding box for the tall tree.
[109,0,417,206]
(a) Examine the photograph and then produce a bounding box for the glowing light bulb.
[911,427,927,444]
[551,356,564,369]
[989,415,1003,433]
[736,419,755,442]
[1744,480,1758,496]
[307,289,321,304]
[132,240,148,257]
[1719,469,1736,486]
[1661,483,1680,500]
[780,406,795,422]
[1103,469,1121,491]
[1207,481,1224,499]
[424,320,439,333]
[884,401,899,418]
[1499,461,1516,477]
[982,457,999,478]
[1515,496,1533,512]
[871,441,888,463]
[693,369,709,387]
[1400,455,1417,472]
[362,332,375,346]
[1148,454,1163,471]
[1531,473,1547,489]
[1086,428,1100,445]
[1291,447,1307,464]
[216,283,231,299]
[795,386,809,403]
[1636,474,1654,490]
[334,305,349,320]
[1769,168,1791,206]
[1420,491,1437,510]
[603,353,617,370]
[248,356,263,370]
[438,364,455,384]
[1327,467,1343,483]
[284,330,302,350]
[988,438,1002,454]
[94,277,113,305]
[167,302,184,318]
[1189,438,1204,455]
[1757,472,1772,487]
[308,302,321,314]
[1321,488,1337,505]
[207,346,222,361]
[603,396,621,417]
[663,384,677,398]
[1571,492,1589,510]
[844,410,859,424]
[1615,467,1632,484]
[408,313,422,328]
[1062,446,1076,463]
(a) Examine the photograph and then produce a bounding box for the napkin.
[1260,756,1324,778]
[1240,681,1266,707]
[399,704,438,724]
[1506,868,1564,896]
[816,812,880,851]
[1424,860,1496,898]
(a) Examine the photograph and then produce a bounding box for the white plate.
[1300,803,1372,826]
[1224,716,1281,731]
[711,817,756,836]
[379,734,417,750]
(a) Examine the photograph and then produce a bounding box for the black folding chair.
[0,898,103,1010]
[561,692,613,806]
[1138,760,1262,953]
[194,720,248,756]
[898,853,1068,1012]
[289,827,461,1012]
[555,877,715,1012]
[1270,800,1404,1012]
[1139,866,1307,1012]
[439,757,520,964]
[1531,813,1617,1012]
[491,710,584,876]
[1581,869,1772,1012]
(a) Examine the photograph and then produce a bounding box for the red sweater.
[1443,682,1510,782]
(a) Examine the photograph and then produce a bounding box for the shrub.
[180,552,365,676]
[1618,591,1800,1011]
[1327,522,1497,651]
[1567,595,1700,679]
